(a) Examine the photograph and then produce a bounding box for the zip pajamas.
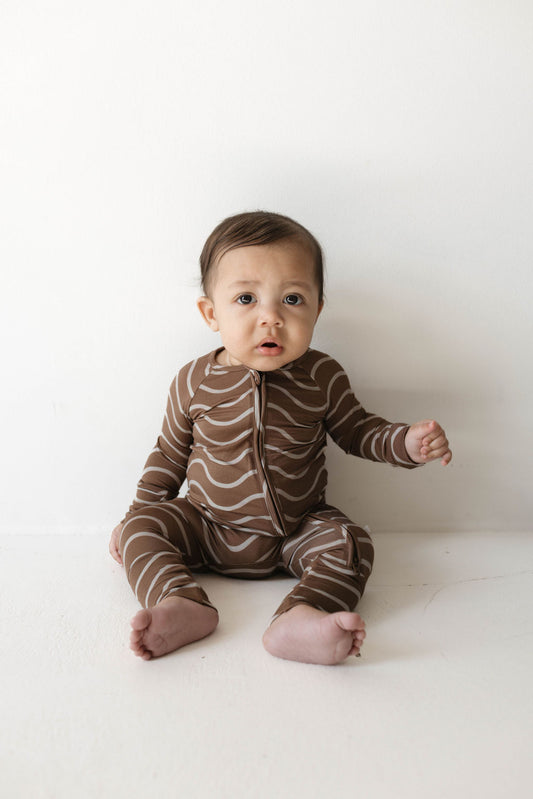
[119,348,418,620]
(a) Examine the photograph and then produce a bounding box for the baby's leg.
[263,506,373,665]
[120,500,218,659]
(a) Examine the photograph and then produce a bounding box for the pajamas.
[119,348,418,619]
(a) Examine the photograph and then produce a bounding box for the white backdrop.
[1,0,532,534]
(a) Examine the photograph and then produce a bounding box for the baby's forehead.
[204,237,321,298]
[217,241,315,275]
[217,258,316,298]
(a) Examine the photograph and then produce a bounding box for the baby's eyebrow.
[281,281,314,291]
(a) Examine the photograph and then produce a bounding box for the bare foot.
[129,596,219,660]
[263,604,366,665]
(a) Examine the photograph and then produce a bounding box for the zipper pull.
[251,370,262,385]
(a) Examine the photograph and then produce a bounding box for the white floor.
[1,531,532,799]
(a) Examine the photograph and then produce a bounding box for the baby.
[109,211,452,665]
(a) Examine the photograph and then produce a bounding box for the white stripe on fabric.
[144,563,176,606]
[121,529,171,560]
[187,459,257,489]
[194,424,252,447]
[199,446,253,467]
[157,579,201,605]
[301,585,350,611]
[265,442,319,460]
[197,407,254,427]
[200,373,250,393]
[264,425,322,446]
[307,569,360,596]
[326,406,358,434]
[141,466,181,481]
[390,426,418,466]
[309,355,331,379]
[189,387,253,412]
[188,481,264,511]
[222,534,260,553]
[268,461,315,480]
[276,467,327,502]
[134,552,172,599]
[212,566,277,576]
[268,385,327,412]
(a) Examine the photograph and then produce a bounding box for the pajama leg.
[274,504,374,620]
[119,498,215,609]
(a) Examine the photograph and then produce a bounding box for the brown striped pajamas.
[119,348,418,621]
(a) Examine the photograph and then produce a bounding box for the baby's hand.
[405,420,452,466]
[109,523,124,565]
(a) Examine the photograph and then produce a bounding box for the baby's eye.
[284,294,303,306]
[237,294,256,305]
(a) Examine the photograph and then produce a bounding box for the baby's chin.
[243,350,309,372]
[221,343,311,371]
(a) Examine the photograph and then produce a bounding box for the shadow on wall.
[313,282,513,533]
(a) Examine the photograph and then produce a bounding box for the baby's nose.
[259,304,283,326]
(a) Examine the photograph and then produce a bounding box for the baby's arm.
[404,419,452,466]
[109,368,194,562]
[318,355,451,468]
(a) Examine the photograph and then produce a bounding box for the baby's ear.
[197,296,219,331]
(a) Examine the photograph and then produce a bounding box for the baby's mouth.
[257,339,283,355]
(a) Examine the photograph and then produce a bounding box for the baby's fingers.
[421,424,446,446]
[422,432,448,451]
[421,444,452,465]
[418,421,451,466]
[109,541,123,565]
[441,449,452,465]
[109,524,124,565]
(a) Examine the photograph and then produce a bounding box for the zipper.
[251,370,286,535]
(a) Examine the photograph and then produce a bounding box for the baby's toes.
[130,628,143,646]
[350,629,366,656]
[131,608,151,632]
[130,633,152,659]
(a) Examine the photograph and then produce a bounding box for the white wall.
[2,0,532,533]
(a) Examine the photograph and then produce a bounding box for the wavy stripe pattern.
[120,499,374,617]
[120,348,418,616]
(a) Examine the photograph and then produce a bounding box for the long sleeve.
[316,355,419,469]
[121,369,194,522]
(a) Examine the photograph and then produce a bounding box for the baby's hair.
[200,211,324,301]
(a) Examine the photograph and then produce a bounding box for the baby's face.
[197,240,323,371]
